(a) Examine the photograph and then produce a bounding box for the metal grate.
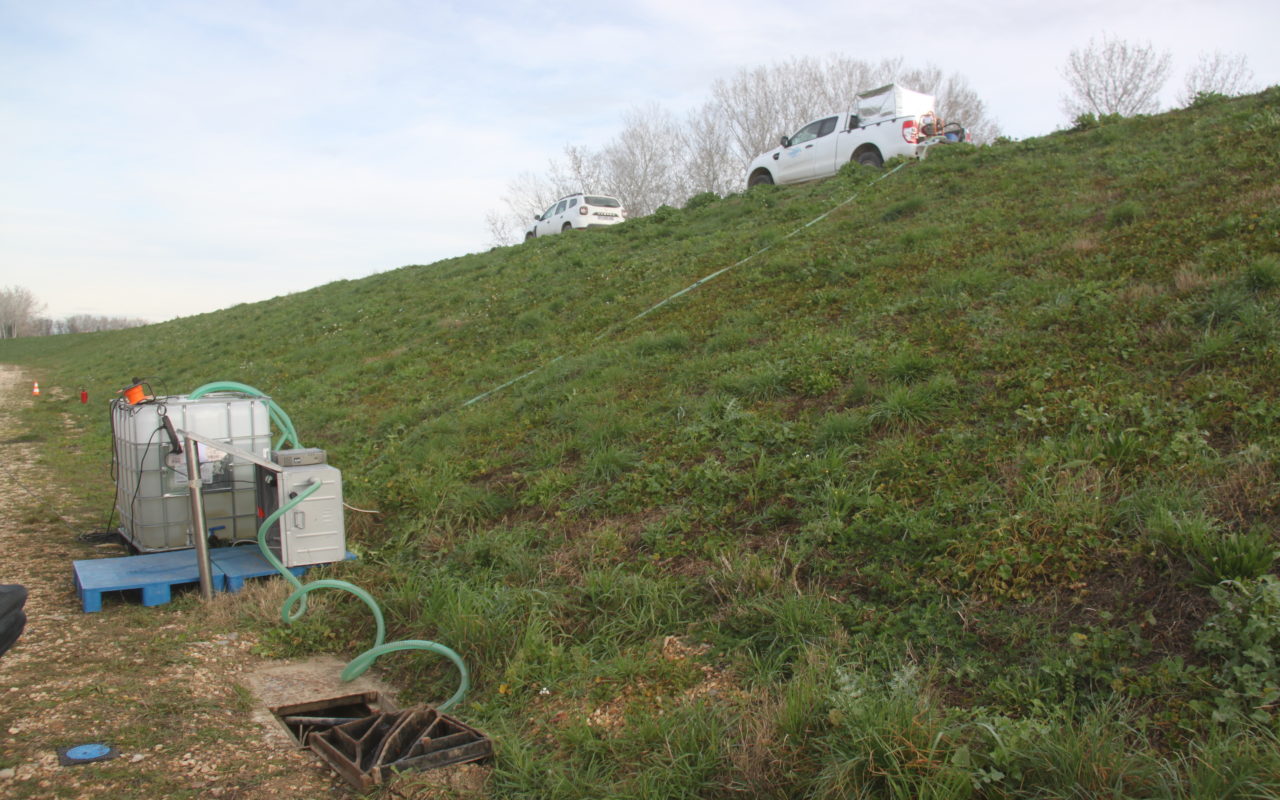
[270,692,490,790]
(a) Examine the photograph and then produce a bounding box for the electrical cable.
[123,412,165,546]
[0,456,87,539]
[0,397,128,546]
[76,529,125,545]
[111,170,911,707]
[237,171,921,702]
[0,396,127,543]
[459,160,913,409]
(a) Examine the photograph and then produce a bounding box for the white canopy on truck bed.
[857,84,935,121]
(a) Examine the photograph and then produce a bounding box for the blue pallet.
[209,547,310,592]
[74,550,224,613]
[73,548,356,613]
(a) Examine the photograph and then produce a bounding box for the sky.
[2,0,1276,324]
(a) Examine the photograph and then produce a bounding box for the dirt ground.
[0,365,486,799]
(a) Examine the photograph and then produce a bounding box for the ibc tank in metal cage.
[112,394,271,552]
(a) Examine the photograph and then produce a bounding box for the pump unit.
[112,394,270,552]
[256,450,346,568]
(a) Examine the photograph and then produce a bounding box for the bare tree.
[678,101,741,199]
[488,145,614,246]
[490,167,563,245]
[485,54,1001,244]
[1179,51,1256,105]
[707,56,901,178]
[707,55,999,177]
[488,110,685,246]
[549,144,607,200]
[57,314,148,334]
[599,104,686,217]
[0,286,45,339]
[0,288,149,336]
[1061,34,1172,119]
[485,209,519,247]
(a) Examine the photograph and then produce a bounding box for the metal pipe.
[184,436,215,601]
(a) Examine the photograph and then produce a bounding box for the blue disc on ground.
[58,743,117,765]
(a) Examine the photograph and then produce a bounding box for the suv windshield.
[585,196,621,207]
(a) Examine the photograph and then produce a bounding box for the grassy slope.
[5,89,1280,797]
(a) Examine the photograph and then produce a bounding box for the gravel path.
[0,365,365,799]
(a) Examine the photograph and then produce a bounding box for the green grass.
[4,87,1280,798]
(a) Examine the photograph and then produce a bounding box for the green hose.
[256,488,470,710]
[188,381,303,451]
[190,381,470,711]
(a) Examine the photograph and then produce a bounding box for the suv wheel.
[562,223,574,233]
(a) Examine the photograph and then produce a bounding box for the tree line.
[486,55,998,245]
[1062,37,1256,118]
[0,286,148,339]
[488,45,1258,245]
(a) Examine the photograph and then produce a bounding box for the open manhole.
[270,690,398,746]
[270,691,491,790]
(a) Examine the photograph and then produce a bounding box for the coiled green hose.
[191,382,470,711]
[256,487,469,710]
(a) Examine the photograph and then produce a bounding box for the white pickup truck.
[746,84,968,187]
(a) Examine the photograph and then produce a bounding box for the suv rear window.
[585,196,621,207]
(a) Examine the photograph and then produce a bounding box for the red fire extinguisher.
[80,388,88,404]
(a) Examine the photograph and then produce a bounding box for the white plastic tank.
[112,394,271,552]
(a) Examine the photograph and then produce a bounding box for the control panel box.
[258,463,346,568]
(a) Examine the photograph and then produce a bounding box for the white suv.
[525,193,626,239]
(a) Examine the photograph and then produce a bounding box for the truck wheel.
[748,171,774,187]
[856,150,884,168]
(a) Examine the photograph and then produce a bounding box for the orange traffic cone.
[32,382,40,396]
